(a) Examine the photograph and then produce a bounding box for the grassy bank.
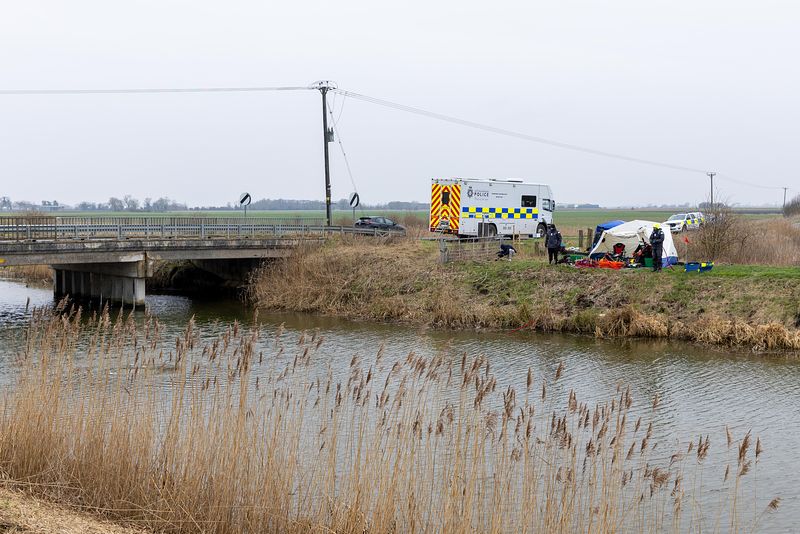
[0,309,776,532]
[248,239,800,351]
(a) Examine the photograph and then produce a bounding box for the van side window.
[521,195,537,208]
[441,191,450,205]
[542,199,552,211]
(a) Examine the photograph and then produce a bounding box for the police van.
[429,178,555,238]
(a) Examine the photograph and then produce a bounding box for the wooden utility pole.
[707,172,716,208]
[312,80,337,226]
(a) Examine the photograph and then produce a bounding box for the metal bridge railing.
[0,216,396,242]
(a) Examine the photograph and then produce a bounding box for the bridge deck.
[0,216,396,266]
[0,216,389,240]
[0,237,315,265]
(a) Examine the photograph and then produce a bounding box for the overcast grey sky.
[1,0,797,207]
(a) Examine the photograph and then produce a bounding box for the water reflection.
[0,278,797,529]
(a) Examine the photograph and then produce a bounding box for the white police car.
[663,213,702,232]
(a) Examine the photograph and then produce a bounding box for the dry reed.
[0,264,52,286]
[0,307,778,533]
[692,215,800,266]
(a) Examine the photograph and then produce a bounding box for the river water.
[0,278,797,532]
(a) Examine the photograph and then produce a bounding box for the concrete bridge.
[0,216,389,307]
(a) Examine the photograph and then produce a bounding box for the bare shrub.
[692,204,752,261]
[783,194,800,217]
[693,207,800,265]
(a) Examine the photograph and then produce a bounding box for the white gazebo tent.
[588,220,678,267]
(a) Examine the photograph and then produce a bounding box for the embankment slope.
[249,240,800,351]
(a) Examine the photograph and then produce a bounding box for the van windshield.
[668,214,686,221]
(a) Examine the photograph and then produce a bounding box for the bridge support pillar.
[52,261,148,308]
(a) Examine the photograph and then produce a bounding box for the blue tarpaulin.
[592,220,625,247]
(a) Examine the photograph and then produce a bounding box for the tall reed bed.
[0,264,53,286]
[0,307,779,532]
[692,214,800,266]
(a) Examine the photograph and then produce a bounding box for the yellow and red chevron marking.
[448,184,461,231]
[429,183,461,232]
[430,183,442,230]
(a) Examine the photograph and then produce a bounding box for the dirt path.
[0,488,145,534]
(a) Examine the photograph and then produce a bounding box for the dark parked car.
[354,216,406,233]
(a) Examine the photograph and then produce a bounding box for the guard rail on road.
[0,216,402,242]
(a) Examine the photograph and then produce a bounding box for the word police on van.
[430,178,555,238]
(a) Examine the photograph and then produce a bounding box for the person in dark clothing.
[497,243,517,261]
[632,243,652,266]
[649,224,665,272]
[545,224,563,264]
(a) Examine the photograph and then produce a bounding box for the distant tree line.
[78,197,429,211]
[559,203,601,209]
[0,197,63,211]
[76,196,188,212]
[0,195,430,212]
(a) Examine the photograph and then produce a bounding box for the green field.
[553,209,673,233]
[535,208,777,235]
[4,209,416,221]
[4,207,779,236]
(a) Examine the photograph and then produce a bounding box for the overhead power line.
[334,89,707,174]
[336,90,791,196]
[0,86,311,95]
[0,83,789,195]
[328,102,359,196]
[715,173,785,191]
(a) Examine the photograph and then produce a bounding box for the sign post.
[348,192,360,224]
[348,192,361,224]
[239,192,252,217]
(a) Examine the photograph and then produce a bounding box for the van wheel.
[536,223,547,238]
